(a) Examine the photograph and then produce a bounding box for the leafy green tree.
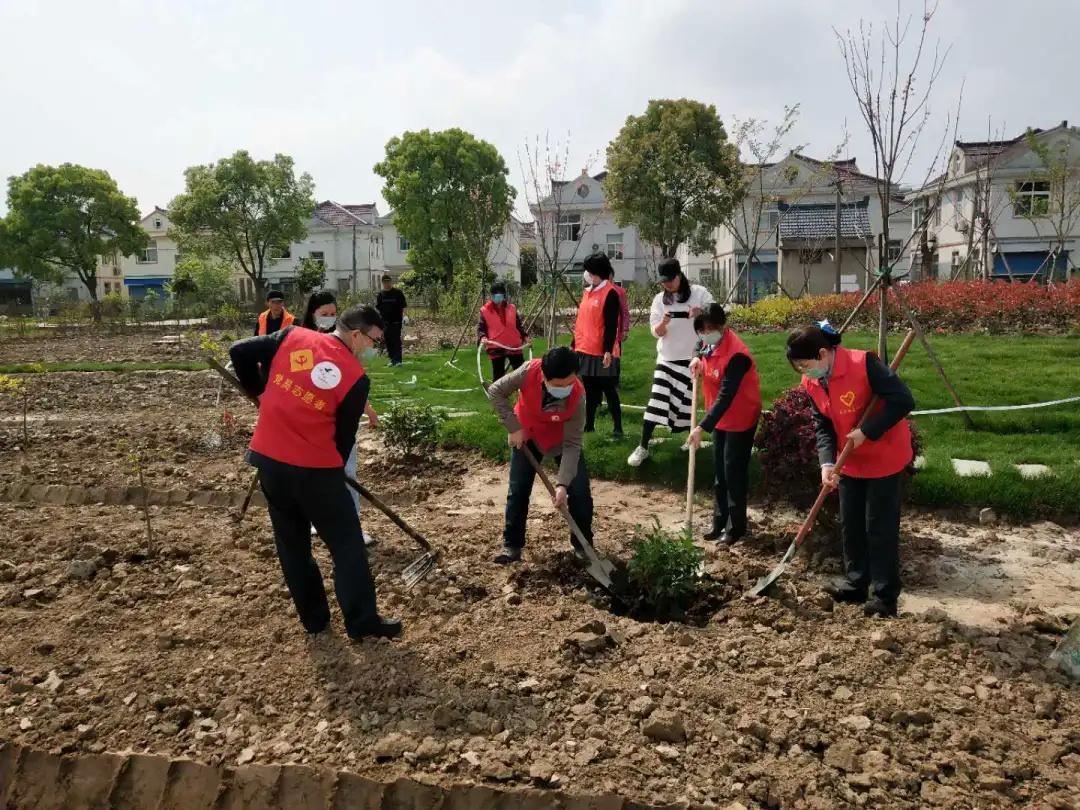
[0,163,147,313]
[518,242,538,287]
[295,256,327,297]
[605,99,741,257]
[169,257,237,313]
[168,151,315,300]
[374,128,514,290]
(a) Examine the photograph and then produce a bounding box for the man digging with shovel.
[486,346,598,568]
[229,304,402,640]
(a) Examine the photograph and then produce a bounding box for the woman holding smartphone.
[627,257,714,467]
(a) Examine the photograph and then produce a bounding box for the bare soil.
[1,367,1078,809]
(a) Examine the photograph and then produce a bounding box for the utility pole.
[834,178,843,293]
[351,223,358,293]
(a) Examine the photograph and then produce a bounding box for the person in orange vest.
[572,252,623,437]
[786,322,915,618]
[255,290,295,335]
[486,346,593,564]
[477,280,529,381]
[229,304,402,640]
[686,304,762,545]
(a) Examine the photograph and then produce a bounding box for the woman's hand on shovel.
[552,485,568,509]
[687,425,705,450]
[508,429,527,449]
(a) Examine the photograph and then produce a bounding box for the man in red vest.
[255,290,295,335]
[486,346,593,564]
[477,280,529,381]
[229,304,402,640]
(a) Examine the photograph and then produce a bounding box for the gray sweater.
[486,363,585,487]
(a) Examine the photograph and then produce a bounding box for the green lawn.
[366,328,1080,519]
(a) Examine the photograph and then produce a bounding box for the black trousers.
[838,472,903,603]
[385,321,403,364]
[711,426,755,535]
[504,442,593,550]
[583,377,623,433]
[490,352,525,381]
[255,457,378,637]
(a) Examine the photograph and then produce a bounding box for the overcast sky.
[1,0,1077,220]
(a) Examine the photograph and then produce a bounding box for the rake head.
[402,551,439,589]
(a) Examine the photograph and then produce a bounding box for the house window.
[269,245,291,260]
[113,266,120,276]
[799,249,823,264]
[759,207,779,232]
[951,251,961,271]
[137,241,158,264]
[887,240,903,262]
[557,214,582,242]
[1013,181,1050,216]
[398,236,410,252]
[338,277,351,294]
[153,218,162,229]
[103,282,111,294]
[308,251,325,266]
[605,233,624,260]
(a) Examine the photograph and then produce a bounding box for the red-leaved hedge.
[730,280,1079,334]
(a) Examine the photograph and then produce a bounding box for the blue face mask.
[315,315,337,331]
[804,365,828,380]
[545,382,574,399]
[491,293,505,304]
[700,331,723,346]
[359,346,377,362]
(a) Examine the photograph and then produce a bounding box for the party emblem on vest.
[310,361,342,390]
[551,414,561,422]
[289,349,314,372]
[839,390,857,408]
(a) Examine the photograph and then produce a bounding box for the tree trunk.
[877,234,888,363]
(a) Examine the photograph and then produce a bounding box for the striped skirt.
[643,359,694,432]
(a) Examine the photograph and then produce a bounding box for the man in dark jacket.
[229,304,401,640]
[375,274,407,366]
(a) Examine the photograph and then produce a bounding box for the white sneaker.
[363,531,376,547]
[627,446,650,467]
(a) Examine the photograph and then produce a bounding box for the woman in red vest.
[686,305,761,545]
[477,281,529,381]
[786,323,915,618]
[486,346,594,564]
[229,304,401,640]
[572,253,623,437]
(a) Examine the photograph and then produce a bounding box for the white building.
[712,153,911,303]
[105,207,178,300]
[906,122,1080,281]
[256,201,384,300]
[377,211,524,283]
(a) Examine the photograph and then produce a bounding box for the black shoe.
[863,597,898,618]
[703,526,724,542]
[824,579,868,604]
[569,538,588,562]
[717,530,745,546]
[349,616,403,640]
[494,546,522,564]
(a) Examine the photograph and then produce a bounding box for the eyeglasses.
[360,330,386,351]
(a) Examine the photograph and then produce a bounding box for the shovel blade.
[746,540,798,597]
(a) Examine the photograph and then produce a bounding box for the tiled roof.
[312,201,376,228]
[778,199,871,241]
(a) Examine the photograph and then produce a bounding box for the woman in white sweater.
[627,258,714,466]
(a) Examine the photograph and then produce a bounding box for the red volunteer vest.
[513,360,585,452]
[802,347,913,479]
[481,301,523,354]
[257,308,295,335]
[573,284,622,358]
[249,328,365,468]
[700,329,762,432]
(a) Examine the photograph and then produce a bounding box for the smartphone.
[666,311,690,319]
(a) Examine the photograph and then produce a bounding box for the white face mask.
[583,271,594,287]
[314,315,337,331]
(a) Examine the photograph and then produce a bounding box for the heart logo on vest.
[840,390,856,408]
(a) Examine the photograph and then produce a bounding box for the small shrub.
[627,520,704,614]
[379,402,445,457]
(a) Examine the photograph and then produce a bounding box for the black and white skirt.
[643,359,693,432]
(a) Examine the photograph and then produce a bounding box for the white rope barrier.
[910,395,1080,416]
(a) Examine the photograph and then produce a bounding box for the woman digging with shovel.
[685,304,761,546]
[786,323,915,619]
